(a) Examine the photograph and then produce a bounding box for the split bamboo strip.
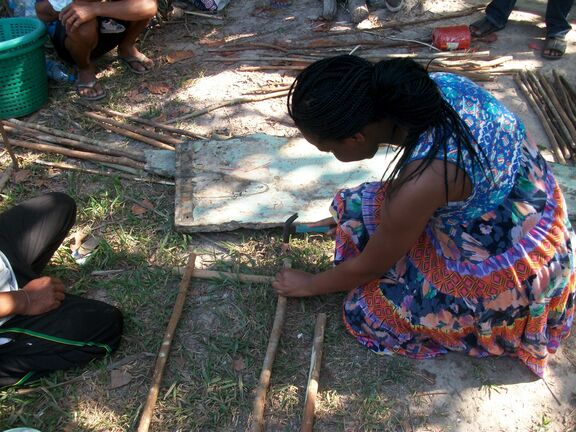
[33,159,175,186]
[174,268,273,283]
[6,118,145,162]
[83,113,176,151]
[301,313,327,432]
[167,90,289,124]
[4,124,144,162]
[78,103,209,140]
[84,111,183,146]
[9,139,146,170]
[514,74,566,164]
[526,71,576,153]
[137,253,197,432]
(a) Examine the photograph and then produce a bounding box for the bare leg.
[64,18,105,99]
[116,19,154,73]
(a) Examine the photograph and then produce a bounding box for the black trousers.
[0,193,123,387]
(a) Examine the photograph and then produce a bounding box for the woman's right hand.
[21,277,65,316]
[307,216,337,237]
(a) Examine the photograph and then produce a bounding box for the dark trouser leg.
[0,193,123,386]
[545,0,575,37]
[0,294,123,387]
[0,192,76,286]
[485,0,518,27]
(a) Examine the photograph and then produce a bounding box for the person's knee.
[66,19,98,46]
[46,192,77,219]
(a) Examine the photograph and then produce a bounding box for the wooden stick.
[301,313,327,432]
[102,267,275,283]
[0,121,19,170]
[514,73,566,164]
[553,71,576,121]
[5,118,145,162]
[167,90,289,124]
[137,253,197,432]
[77,103,209,140]
[83,112,176,151]
[4,123,145,162]
[183,9,223,19]
[84,111,183,147]
[250,259,290,432]
[33,159,175,186]
[9,138,146,170]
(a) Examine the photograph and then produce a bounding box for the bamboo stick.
[77,103,209,140]
[5,118,145,162]
[535,71,576,149]
[526,71,576,153]
[33,159,175,186]
[301,313,327,432]
[9,139,146,170]
[0,121,19,169]
[167,90,289,124]
[4,124,145,162]
[137,253,197,432]
[83,112,176,151]
[553,71,576,121]
[514,73,566,164]
[84,111,183,146]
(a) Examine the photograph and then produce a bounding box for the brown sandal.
[542,36,566,60]
[469,17,504,38]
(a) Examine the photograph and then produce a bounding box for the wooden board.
[175,134,399,232]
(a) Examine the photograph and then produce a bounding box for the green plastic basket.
[0,17,48,119]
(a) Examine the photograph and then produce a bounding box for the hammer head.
[283,213,299,243]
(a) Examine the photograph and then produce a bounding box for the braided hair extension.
[287,55,489,201]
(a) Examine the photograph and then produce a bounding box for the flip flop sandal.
[542,36,566,60]
[385,0,403,12]
[469,17,504,38]
[76,80,106,101]
[118,55,154,75]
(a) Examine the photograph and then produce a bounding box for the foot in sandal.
[75,68,106,101]
[542,36,567,60]
[469,17,505,38]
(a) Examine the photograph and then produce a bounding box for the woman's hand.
[60,2,97,33]
[272,268,315,297]
[21,277,65,316]
[307,216,337,237]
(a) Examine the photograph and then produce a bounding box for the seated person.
[35,0,158,101]
[0,192,123,387]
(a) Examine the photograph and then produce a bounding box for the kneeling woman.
[272,55,575,377]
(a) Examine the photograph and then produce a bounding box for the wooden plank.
[174,134,399,233]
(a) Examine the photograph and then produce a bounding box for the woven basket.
[0,17,48,119]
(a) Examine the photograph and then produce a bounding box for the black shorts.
[51,17,129,65]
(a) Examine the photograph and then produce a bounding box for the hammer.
[283,213,330,246]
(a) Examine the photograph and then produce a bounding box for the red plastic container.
[432,25,471,51]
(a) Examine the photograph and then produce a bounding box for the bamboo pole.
[77,103,209,140]
[301,313,327,432]
[167,90,289,124]
[83,112,176,151]
[4,123,145,162]
[137,253,197,432]
[9,139,146,170]
[5,118,145,162]
[514,73,566,164]
[0,121,19,169]
[33,159,175,186]
[553,71,576,121]
[84,111,183,146]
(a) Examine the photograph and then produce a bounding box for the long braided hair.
[287,55,488,199]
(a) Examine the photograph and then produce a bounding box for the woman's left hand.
[272,268,315,297]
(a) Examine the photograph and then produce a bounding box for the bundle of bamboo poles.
[514,71,576,165]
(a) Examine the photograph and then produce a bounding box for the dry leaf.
[12,169,31,183]
[233,357,245,372]
[166,50,195,64]
[131,203,147,216]
[109,369,132,389]
[142,82,172,95]
[127,88,147,102]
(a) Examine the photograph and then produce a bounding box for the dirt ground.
[1,0,576,430]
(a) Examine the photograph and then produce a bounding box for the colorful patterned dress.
[333,73,575,377]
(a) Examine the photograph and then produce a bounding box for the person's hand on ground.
[21,276,66,315]
[272,268,315,297]
[60,2,98,33]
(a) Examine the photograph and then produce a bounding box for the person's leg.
[542,0,574,58]
[470,0,517,37]
[0,294,123,387]
[0,192,76,287]
[116,19,154,74]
